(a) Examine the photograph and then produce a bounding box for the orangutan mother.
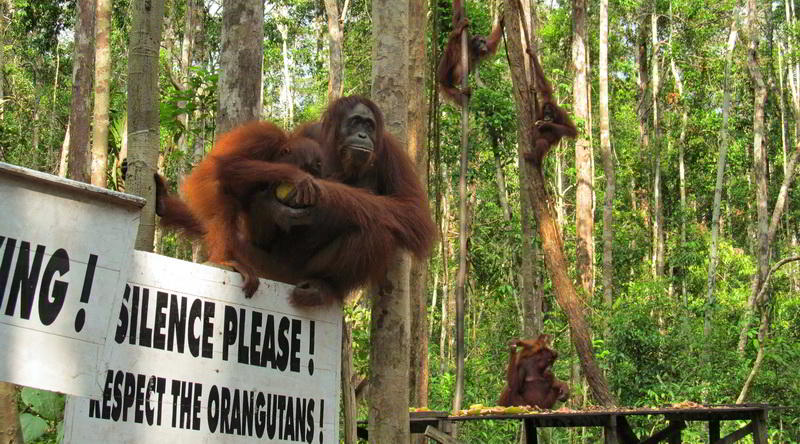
[159,95,436,306]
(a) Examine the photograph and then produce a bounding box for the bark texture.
[599,0,615,338]
[67,0,95,183]
[408,0,430,413]
[705,23,737,339]
[0,383,22,444]
[127,0,165,251]
[369,1,411,441]
[324,0,344,101]
[573,0,593,298]
[216,0,264,134]
[91,0,111,187]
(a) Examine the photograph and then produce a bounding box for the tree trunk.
[67,0,95,183]
[651,6,664,277]
[738,0,770,354]
[0,0,5,121]
[340,316,358,444]
[705,23,737,340]
[599,0,614,339]
[439,164,452,375]
[217,0,264,134]
[636,13,649,223]
[505,0,615,407]
[408,0,430,414]
[324,0,344,101]
[573,0,593,298]
[737,257,800,402]
[670,42,689,307]
[369,1,411,441]
[91,0,111,187]
[127,0,165,251]
[322,3,358,440]
[0,383,22,444]
[494,144,512,222]
[452,0,469,415]
[59,122,71,177]
[277,10,293,127]
[519,146,542,338]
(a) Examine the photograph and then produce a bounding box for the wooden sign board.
[63,251,342,443]
[0,162,144,396]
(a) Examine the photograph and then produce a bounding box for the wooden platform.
[357,404,781,443]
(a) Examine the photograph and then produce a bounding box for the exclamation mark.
[318,399,324,443]
[74,254,98,332]
[307,321,316,375]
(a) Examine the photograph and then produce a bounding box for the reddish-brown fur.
[497,335,570,408]
[156,96,435,306]
[277,96,436,305]
[156,121,324,296]
[522,51,578,166]
[436,0,504,106]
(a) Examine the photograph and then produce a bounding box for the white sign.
[63,251,342,443]
[0,162,144,396]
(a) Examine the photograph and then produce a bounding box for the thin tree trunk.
[324,0,344,101]
[519,166,544,338]
[651,6,664,277]
[32,88,41,157]
[59,122,71,177]
[736,309,770,403]
[0,383,22,444]
[452,0,470,415]
[439,164,452,375]
[519,146,541,338]
[67,0,95,183]
[217,0,264,134]
[738,0,770,354]
[494,144,512,222]
[277,14,293,127]
[323,3,358,440]
[91,0,111,187]
[369,1,411,441]
[505,0,615,407]
[127,0,165,251]
[408,0,430,415]
[573,0,593,298]
[705,23,737,340]
[0,0,5,121]
[636,14,649,228]
[599,0,614,339]
[341,316,358,444]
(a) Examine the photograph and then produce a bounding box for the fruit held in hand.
[275,182,294,201]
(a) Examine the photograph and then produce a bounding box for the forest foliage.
[1,0,799,442]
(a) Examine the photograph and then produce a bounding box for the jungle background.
[0,0,798,442]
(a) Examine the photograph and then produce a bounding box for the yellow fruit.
[275,182,294,201]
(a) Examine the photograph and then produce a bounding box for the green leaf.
[21,388,65,421]
[20,413,48,442]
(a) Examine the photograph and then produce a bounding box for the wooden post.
[668,420,683,444]
[751,410,768,444]
[709,420,721,443]
[604,415,620,444]
[524,418,539,444]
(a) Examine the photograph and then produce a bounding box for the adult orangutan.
[497,334,570,409]
[524,51,578,165]
[240,96,436,306]
[522,50,578,166]
[156,96,435,306]
[436,0,504,106]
